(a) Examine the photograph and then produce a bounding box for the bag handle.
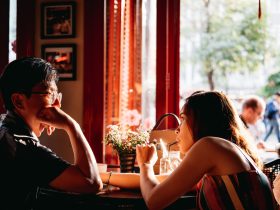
[152,113,180,130]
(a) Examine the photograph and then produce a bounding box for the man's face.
[248,105,264,124]
[15,81,60,137]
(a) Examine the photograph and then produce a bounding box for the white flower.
[105,124,150,154]
[123,109,142,126]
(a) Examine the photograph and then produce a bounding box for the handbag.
[149,113,181,174]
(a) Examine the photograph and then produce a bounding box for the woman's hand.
[136,144,158,167]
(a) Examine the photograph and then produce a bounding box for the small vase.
[119,152,136,173]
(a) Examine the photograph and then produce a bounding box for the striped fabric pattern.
[198,170,275,210]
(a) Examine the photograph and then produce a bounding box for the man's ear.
[11,93,25,110]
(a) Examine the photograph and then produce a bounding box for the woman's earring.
[175,127,180,134]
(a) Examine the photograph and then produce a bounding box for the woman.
[136,91,274,210]
[101,91,274,209]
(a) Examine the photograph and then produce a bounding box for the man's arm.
[38,107,103,193]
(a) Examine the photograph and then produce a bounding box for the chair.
[263,158,280,187]
[263,159,280,209]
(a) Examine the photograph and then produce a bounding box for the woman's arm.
[100,172,168,190]
[136,140,217,210]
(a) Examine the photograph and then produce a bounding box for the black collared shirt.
[0,111,70,210]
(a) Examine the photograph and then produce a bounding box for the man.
[264,92,280,142]
[0,57,102,209]
[240,95,266,148]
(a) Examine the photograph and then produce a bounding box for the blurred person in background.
[239,95,266,149]
[264,92,280,143]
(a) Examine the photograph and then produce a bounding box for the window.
[180,0,277,102]
[104,0,156,164]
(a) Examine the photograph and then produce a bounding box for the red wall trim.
[83,0,105,162]
[156,0,180,128]
[0,0,9,72]
[17,0,35,58]
[0,0,9,113]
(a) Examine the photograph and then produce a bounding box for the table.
[96,188,196,210]
[34,187,196,210]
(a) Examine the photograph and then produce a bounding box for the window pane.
[180,0,278,103]
[104,0,156,164]
[141,0,156,129]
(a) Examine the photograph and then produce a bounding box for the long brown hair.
[183,91,262,168]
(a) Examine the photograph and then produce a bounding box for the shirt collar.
[1,110,34,137]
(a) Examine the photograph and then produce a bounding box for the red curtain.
[104,0,142,164]
[83,0,181,162]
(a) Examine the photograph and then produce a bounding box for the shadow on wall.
[40,130,74,163]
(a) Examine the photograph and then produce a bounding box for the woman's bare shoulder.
[189,136,249,174]
[190,136,238,156]
[194,136,233,148]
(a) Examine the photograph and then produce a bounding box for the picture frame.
[41,2,76,39]
[41,44,77,81]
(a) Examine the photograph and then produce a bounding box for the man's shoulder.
[0,126,14,143]
[13,134,39,145]
[0,126,38,150]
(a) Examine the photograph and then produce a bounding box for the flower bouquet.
[105,109,150,172]
[105,124,150,155]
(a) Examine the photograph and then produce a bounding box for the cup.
[97,163,108,173]
[159,157,172,175]
[169,151,181,171]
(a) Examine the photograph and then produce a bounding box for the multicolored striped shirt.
[198,170,275,210]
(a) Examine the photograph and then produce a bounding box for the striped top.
[197,142,275,209]
[198,171,275,210]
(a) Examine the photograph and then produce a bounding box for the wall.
[35,0,84,163]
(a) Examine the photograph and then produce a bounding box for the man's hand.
[37,107,73,131]
[46,125,55,135]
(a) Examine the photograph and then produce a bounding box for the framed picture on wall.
[41,2,76,39]
[41,44,77,81]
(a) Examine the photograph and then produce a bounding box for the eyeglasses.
[31,91,62,105]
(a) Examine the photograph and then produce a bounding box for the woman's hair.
[0,57,58,110]
[183,90,262,168]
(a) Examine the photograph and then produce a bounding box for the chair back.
[263,159,280,209]
[149,113,181,174]
[263,159,280,187]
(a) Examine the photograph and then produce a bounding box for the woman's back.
[197,138,274,209]
[198,171,274,210]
